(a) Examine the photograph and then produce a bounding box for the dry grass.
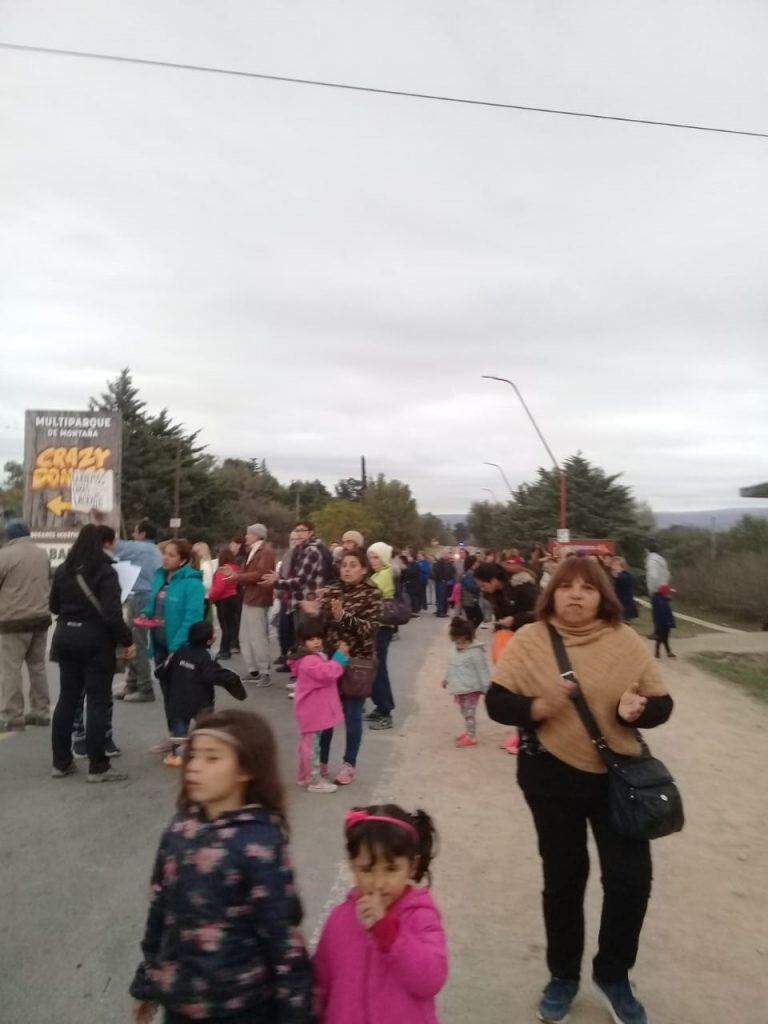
[691,651,768,703]
[672,551,768,625]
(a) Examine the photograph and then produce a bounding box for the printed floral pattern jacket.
[130,806,313,1022]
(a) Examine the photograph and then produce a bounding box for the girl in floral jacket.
[130,709,313,1024]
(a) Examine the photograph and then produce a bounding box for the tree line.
[0,370,455,551]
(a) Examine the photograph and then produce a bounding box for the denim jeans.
[435,580,450,616]
[319,695,364,768]
[372,627,394,715]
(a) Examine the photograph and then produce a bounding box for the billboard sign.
[22,410,122,565]
[549,537,615,558]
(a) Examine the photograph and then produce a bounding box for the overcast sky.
[1,1,767,514]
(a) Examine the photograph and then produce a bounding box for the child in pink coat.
[289,620,347,794]
[314,803,448,1024]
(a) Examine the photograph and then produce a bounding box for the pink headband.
[345,809,418,839]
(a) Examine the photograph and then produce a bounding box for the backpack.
[316,541,336,586]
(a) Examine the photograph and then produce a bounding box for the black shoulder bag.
[548,625,684,841]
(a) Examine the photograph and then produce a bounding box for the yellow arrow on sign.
[47,496,72,517]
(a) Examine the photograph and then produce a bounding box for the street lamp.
[482,375,567,529]
[483,461,514,495]
[481,487,498,502]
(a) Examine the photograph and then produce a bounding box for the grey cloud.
[1,0,767,516]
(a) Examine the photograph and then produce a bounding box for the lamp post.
[482,375,567,529]
[483,461,514,496]
[481,487,499,503]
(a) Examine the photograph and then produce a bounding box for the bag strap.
[547,624,648,760]
[546,623,614,764]
[76,573,104,618]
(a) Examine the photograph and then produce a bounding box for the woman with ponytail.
[314,803,449,1023]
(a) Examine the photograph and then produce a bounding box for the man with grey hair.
[0,520,52,731]
[230,524,275,686]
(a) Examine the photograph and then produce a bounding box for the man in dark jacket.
[0,520,52,732]
[432,550,456,618]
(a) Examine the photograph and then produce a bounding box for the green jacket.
[143,562,205,653]
[370,565,395,599]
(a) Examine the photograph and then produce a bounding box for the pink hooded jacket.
[314,886,448,1024]
[289,652,345,734]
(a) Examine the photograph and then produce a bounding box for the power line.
[1,40,766,140]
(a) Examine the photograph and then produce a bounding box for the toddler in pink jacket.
[314,804,448,1024]
[289,620,347,794]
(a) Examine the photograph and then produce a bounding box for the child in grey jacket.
[443,617,490,747]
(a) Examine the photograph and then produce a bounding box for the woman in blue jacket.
[142,540,205,753]
[142,539,205,665]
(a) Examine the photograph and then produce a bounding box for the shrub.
[672,551,768,624]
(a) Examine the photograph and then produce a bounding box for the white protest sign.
[114,561,141,603]
[70,469,115,513]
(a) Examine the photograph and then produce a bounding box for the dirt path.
[379,627,768,1024]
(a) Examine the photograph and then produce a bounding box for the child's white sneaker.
[307,779,338,794]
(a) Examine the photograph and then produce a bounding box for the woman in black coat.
[50,524,135,782]
[611,556,638,622]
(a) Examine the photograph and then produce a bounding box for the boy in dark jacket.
[651,583,677,659]
[156,621,246,765]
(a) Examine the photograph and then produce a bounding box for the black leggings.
[524,786,652,984]
[52,646,114,773]
[655,629,673,656]
[215,596,240,655]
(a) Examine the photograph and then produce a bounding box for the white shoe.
[307,779,338,794]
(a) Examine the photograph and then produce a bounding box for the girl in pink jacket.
[314,803,448,1024]
[289,620,347,794]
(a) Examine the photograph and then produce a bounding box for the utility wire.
[1,40,766,140]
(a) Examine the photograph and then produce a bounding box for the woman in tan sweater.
[487,556,673,1024]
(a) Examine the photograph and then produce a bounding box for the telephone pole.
[361,456,368,493]
[172,443,181,538]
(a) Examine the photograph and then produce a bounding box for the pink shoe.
[334,763,356,786]
[501,733,520,755]
[456,734,478,748]
[150,738,174,754]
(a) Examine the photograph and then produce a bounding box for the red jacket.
[209,565,239,603]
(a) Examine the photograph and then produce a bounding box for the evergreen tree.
[90,369,216,536]
[468,454,650,556]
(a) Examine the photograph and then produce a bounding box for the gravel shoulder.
[381,626,768,1023]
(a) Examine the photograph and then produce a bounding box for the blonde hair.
[192,541,212,564]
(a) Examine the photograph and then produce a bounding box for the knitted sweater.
[491,618,669,773]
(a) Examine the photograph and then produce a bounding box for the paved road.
[0,615,443,1024]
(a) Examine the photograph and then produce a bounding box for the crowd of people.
[0,518,679,1024]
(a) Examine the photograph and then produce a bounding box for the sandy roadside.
[379,626,768,1024]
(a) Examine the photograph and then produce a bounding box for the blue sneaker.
[593,977,647,1024]
[538,978,579,1023]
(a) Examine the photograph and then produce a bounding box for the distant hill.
[439,514,467,528]
[654,507,768,531]
[438,509,768,533]
[439,509,768,533]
